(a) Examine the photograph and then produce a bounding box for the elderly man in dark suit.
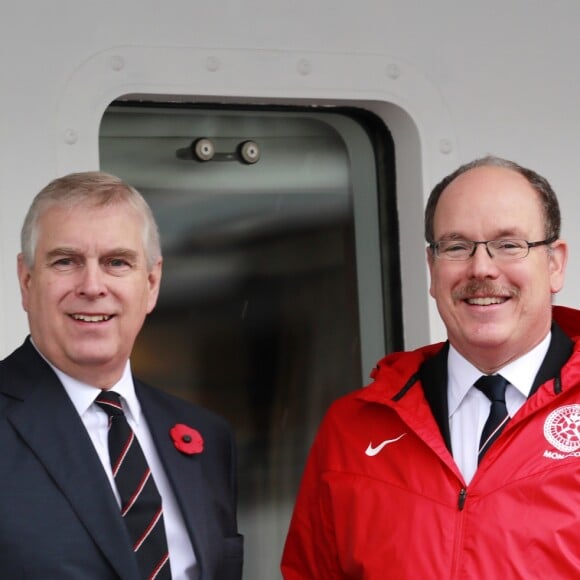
[0,172,243,579]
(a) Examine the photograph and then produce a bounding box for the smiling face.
[427,165,567,373]
[18,200,162,388]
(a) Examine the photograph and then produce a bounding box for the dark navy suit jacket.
[0,338,243,579]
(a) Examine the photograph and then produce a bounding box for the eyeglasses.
[429,236,557,261]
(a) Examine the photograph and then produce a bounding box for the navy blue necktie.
[95,390,172,580]
[474,374,509,462]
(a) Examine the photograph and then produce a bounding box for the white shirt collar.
[448,332,552,418]
[30,340,141,424]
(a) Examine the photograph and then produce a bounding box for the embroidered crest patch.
[543,404,580,453]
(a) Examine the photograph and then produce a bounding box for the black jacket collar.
[419,323,574,453]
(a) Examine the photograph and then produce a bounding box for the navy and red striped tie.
[96,390,171,580]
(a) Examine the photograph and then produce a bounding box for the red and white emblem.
[544,405,580,453]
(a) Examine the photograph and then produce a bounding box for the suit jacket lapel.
[138,384,215,577]
[3,340,140,580]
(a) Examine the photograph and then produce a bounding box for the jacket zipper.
[458,488,467,510]
[450,487,468,578]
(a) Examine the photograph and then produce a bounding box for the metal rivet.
[110,55,125,71]
[386,64,401,79]
[239,140,260,164]
[297,58,312,76]
[439,139,453,155]
[193,138,215,161]
[206,56,220,72]
[64,129,78,145]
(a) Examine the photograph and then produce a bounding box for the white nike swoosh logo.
[365,433,407,456]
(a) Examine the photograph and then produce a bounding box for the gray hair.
[424,155,561,243]
[21,171,162,270]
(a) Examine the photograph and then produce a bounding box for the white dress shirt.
[448,332,551,484]
[47,358,199,580]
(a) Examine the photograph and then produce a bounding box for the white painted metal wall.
[2,0,580,356]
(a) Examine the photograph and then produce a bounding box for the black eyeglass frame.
[428,235,558,261]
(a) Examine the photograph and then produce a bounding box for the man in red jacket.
[281,156,580,578]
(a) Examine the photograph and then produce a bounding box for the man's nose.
[76,262,107,297]
[471,241,494,259]
[467,243,499,277]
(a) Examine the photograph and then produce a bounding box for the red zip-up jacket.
[282,306,580,579]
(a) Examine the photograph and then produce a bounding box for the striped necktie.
[474,374,510,463]
[95,390,172,580]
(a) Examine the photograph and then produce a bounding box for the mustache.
[452,280,519,301]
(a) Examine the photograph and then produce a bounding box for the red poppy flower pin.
[170,424,204,455]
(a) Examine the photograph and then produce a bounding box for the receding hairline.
[424,155,561,243]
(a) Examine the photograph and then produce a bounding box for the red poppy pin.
[170,424,204,455]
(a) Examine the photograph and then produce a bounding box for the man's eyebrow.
[438,228,524,241]
[44,248,140,260]
[102,248,139,260]
[45,247,81,259]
